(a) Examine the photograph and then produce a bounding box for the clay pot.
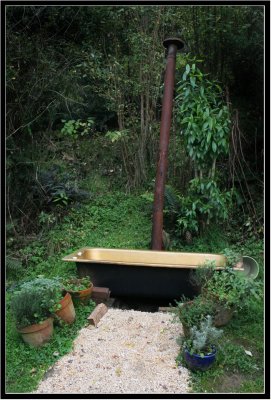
[68,283,94,305]
[55,292,76,324]
[17,317,54,347]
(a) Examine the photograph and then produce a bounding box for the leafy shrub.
[61,117,95,139]
[11,276,63,328]
[203,267,262,311]
[222,248,242,267]
[63,276,92,292]
[183,315,223,356]
[10,290,49,329]
[35,165,90,207]
[174,295,216,330]
[176,62,230,176]
[189,260,217,292]
[6,255,23,279]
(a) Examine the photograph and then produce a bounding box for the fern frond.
[164,185,181,213]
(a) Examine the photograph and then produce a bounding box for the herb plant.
[183,315,223,356]
[189,260,217,293]
[63,276,92,292]
[174,295,216,330]
[10,276,63,328]
[203,267,262,310]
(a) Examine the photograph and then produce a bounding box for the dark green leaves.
[176,62,231,173]
[190,76,196,88]
[212,141,217,153]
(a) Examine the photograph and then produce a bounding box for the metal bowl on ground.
[238,256,259,279]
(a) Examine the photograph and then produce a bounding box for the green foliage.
[189,260,216,292]
[183,316,223,356]
[6,298,96,393]
[105,129,130,143]
[37,165,91,208]
[174,295,216,330]
[164,180,235,238]
[6,256,23,280]
[13,191,151,282]
[203,267,262,311]
[164,185,181,215]
[63,276,92,292]
[38,211,57,227]
[176,61,231,174]
[10,277,63,328]
[10,290,48,329]
[176,235,263,393]
[61,118,95,139]
[222,248,242,267]
[218,341,259,373]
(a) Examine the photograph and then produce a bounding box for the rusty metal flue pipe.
[151,38,184,250]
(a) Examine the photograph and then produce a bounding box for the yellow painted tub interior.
[63,247,227,269]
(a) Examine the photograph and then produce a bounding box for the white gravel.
[34,309,190,394]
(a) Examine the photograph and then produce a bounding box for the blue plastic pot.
[183,346,217,371]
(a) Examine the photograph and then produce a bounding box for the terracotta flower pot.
[55,292,76,324]
[68,283,94,305]
[17,317,54,347]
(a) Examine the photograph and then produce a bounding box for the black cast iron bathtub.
[63,248,228,299]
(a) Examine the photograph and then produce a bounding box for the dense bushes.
[6,5,264,240]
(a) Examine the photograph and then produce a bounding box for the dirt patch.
[215,372,246,393]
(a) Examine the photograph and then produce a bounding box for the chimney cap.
[163,37,184,50]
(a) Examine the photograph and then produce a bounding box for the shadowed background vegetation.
[6,5,263,244]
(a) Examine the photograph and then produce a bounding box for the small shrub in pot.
[174,295,216,337]
[11,276,63,328]
[62,276,93,305]
[202,266,262,322]
[181,315,223,371]
[10,276,64,347]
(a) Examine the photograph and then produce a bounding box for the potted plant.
[202,267,262,326]
[182,315,223,371]
[189,260,216,295]
[10,276,76,347]
[24,276,76,325]
[10,277,60,347]
[174,295,216,337]
[54,290,76,324]
[63,275,93,305]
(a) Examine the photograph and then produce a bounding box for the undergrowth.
[6,298,95,393]
[5,189,152,393]
[176,235,264,394]
[5,187,264,394]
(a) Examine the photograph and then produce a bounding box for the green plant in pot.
[181,315,223,371]
[10,276,76,347]
[174,295,216,337]
[10,276,63,347]
[62,275,93,305]
[189,260,217,294]
[202,267,262,326]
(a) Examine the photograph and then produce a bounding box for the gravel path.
[34,309,190,394]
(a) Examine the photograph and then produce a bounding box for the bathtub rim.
[62,247,227,270]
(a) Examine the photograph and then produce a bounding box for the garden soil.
[34,309,190,394]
